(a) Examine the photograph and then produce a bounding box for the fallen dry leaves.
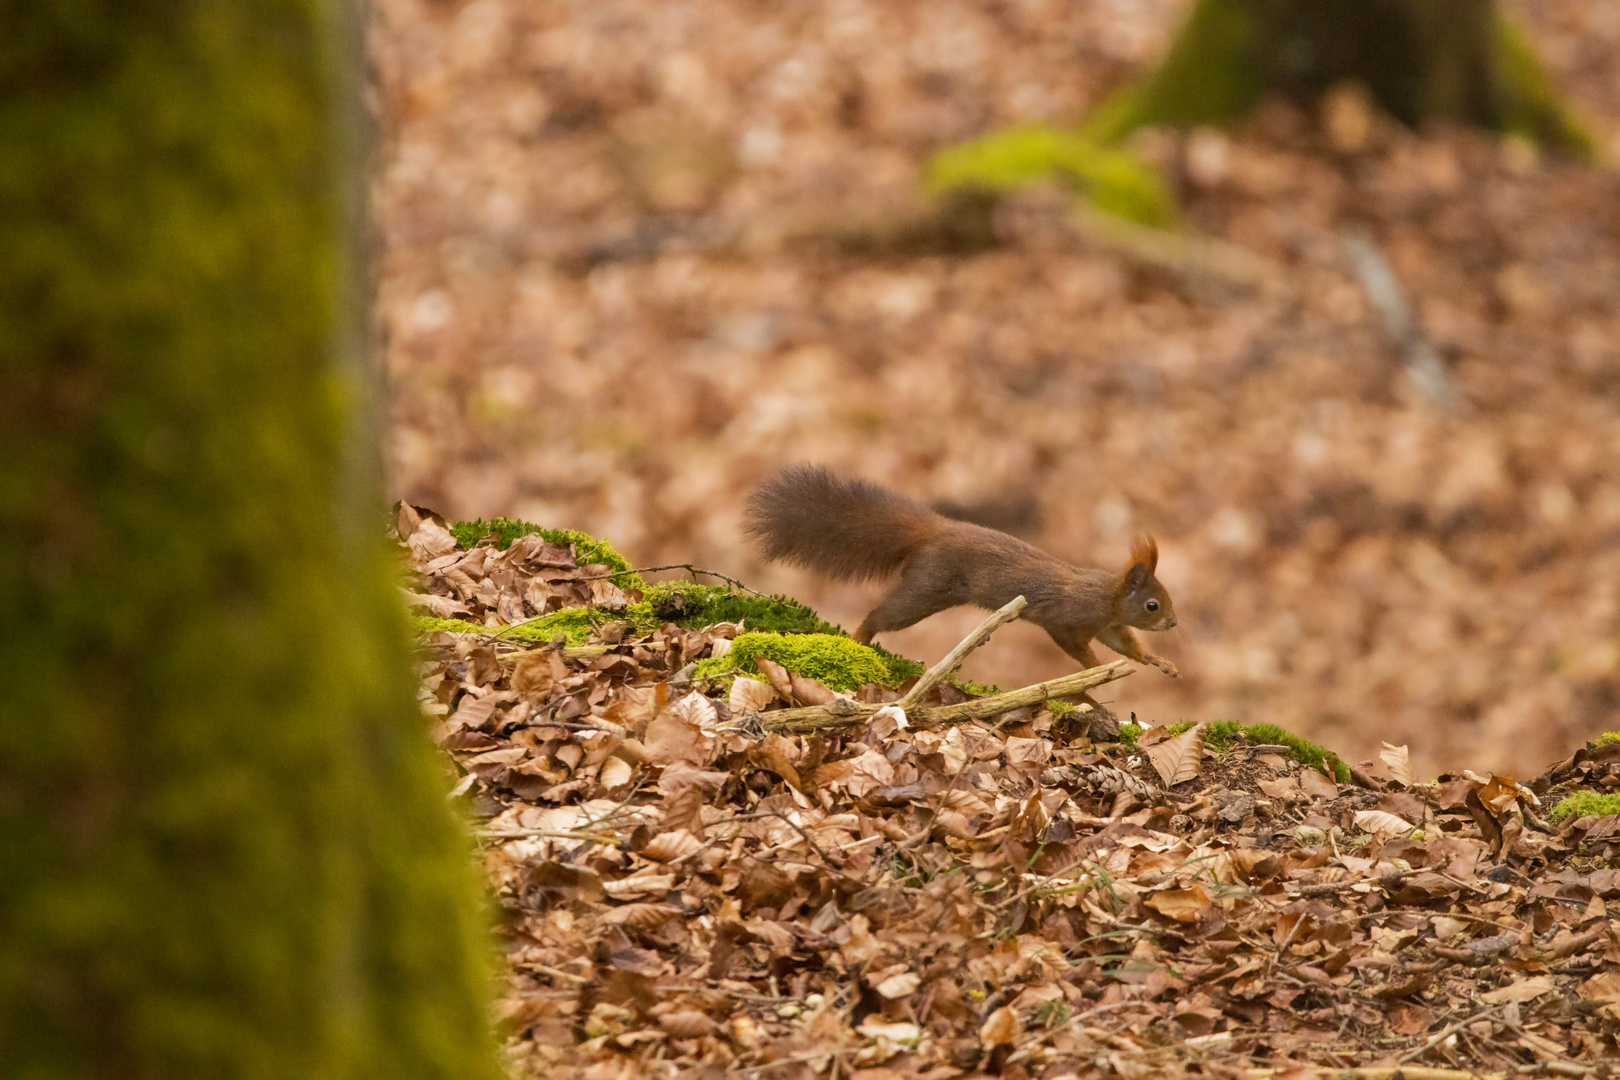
[402,523,1620,1079]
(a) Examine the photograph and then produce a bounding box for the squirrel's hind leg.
[854,568,964,645]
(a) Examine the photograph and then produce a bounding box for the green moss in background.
[924,125,1178,228]
[1550,791,1620,822]
[1170,720,1351,784]
[0,3,500,1077]
[694,633,920,692]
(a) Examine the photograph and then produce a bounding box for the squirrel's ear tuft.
[1129,534,1158,574]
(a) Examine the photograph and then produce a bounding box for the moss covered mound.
[449,518,641,583]
[694,633,923,692]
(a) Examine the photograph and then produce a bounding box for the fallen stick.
[896,595,1027,711]
[759,659,1133,733]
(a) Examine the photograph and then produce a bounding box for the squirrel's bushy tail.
[745,464,939,581]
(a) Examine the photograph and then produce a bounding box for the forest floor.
[402,513,1620,1079]
[371,0,1620,779]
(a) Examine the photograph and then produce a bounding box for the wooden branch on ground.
[759,659,1134,733]
[896,595,1027,711]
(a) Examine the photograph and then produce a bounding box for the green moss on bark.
[0,4,500,1077]
[1085,0,1591,157]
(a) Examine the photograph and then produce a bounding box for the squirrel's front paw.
[1147,655,1180,677]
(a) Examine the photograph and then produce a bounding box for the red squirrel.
[745,465,1179,676]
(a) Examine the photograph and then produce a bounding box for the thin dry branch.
[896,595,1027,710]
[760,659,1134,733]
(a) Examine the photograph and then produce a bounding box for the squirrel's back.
[744,464,941,581]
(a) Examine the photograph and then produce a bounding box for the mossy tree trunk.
[0,3,501,1077]
[1091,0,1590,154]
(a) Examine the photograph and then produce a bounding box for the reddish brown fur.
[745,466,1180,676]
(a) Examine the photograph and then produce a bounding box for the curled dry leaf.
[1145,884,1213,923]
[596,903,683,928]
[1379,741,1413,786]
[1480,975,1556,1004]
[643,697,717,767]
[754,656,795,702]
[597,755,634,790]
[602,873,677,899]
[874,971,921,998]
[1146,722,1205,786]
[728,675,775,713]
[842,748,896,800]
[788,671,836,706]
[1354,809,1416,839]
[857,1020,921,1046]
[979,1005,1022,1047]
[658,1010,719,1038]
[641,829,704,863]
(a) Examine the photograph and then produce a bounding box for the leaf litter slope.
[401,514,1620,1078]
[373,0,1620,778]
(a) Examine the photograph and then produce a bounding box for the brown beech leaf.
[596,903,683,928]
[1145,884,1213,922]
[511,652,556,697]
[1298,766,1340,800]
[728,675,776,713]
[1481,975,1556,1004]
[597,755,634,790]
[788,671,835,706]
[1379,741,1413,785]
[641,829,704,863]
[1145,722,1205,786]
[979,1004,1022,1047]
[1353,809,1416,840]
[657,1010,718,1039]
[754,656,795,702]
[750,732,803,790]
[602,873,676,899]
[842,748,895,800]
[643,696,717,767]
[874,971,920,999]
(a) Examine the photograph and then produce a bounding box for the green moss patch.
[449,517,641,584]
[1170,720,1351,784]
[694,633,920,692]
[1550,791,1620,822]
[923,125,1178,228]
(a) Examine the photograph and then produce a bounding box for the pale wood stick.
[760,659,1133,733]
[896,595,1027,711]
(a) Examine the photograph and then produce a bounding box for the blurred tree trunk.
[1090,0,1591,155]
[0,3,501,1077]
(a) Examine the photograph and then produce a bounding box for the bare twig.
[897,595,1027,711]
[759,659,1134,733]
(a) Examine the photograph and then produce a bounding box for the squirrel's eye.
[1146,599,1159,612]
